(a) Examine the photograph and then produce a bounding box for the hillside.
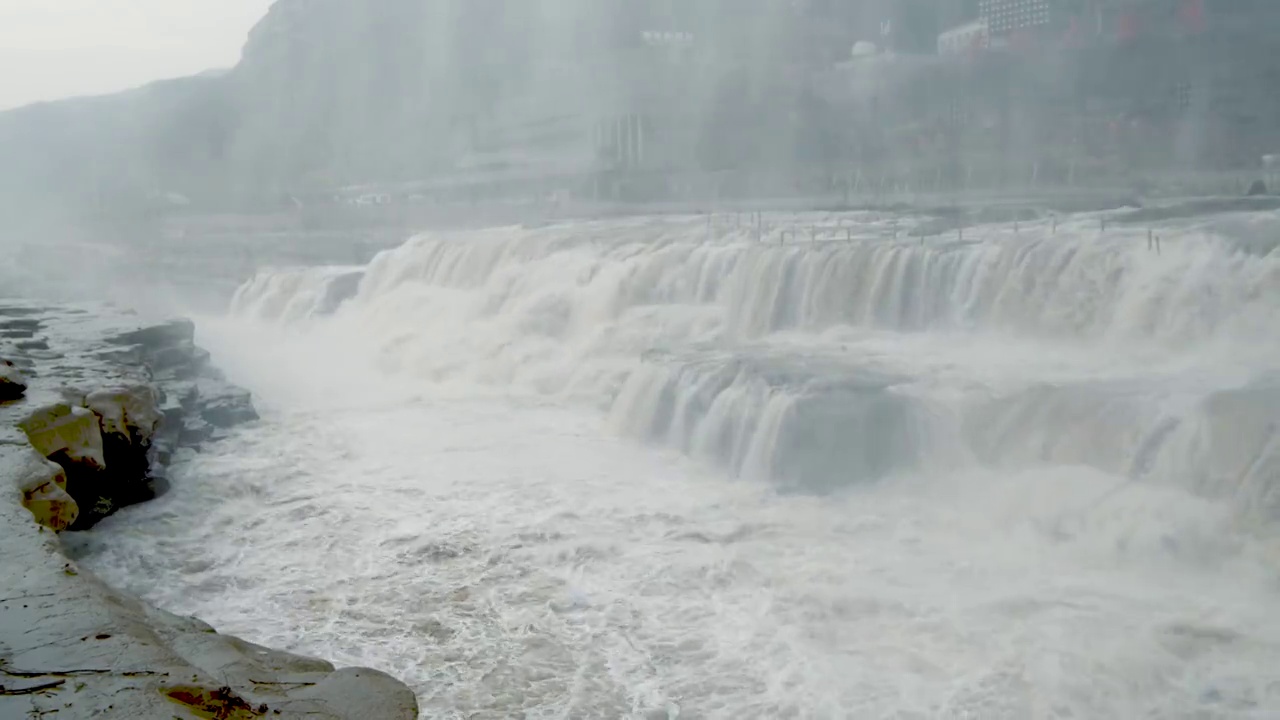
[0,0,819,218]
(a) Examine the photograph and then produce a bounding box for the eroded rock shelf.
[0,302,418,720]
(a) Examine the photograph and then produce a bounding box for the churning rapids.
[78,211,1280,719]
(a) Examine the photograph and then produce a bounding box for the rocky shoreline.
[0,303,418,719]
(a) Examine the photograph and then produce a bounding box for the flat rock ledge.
[0,302,418,719]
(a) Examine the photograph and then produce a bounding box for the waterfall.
[230,212,1280,514]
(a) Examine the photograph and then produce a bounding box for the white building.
[938,19,990,56]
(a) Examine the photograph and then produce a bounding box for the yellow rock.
[12,446,79,531]
[86,385,163,440]
[19,404,106,468]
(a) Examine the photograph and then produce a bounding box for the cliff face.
[0,0,822,216]
[218,0,655,190]
[0,72,235,221]
[0,0,634,214]
[5,0,1278,220]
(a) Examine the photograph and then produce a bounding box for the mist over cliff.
[3,0,1279,223]
[3,0,820,213]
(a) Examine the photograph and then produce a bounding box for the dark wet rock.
[0,306,43,317]
[196,380,259,428]
[105,321,218,385]
[106,318,196,349]
[1247,179,1268,197]
[0,358,27,401]
[1,317,43,332]
[161,380,201,411]
[147,473,172,498]
[147,340,213,378]
[317,268,365,315]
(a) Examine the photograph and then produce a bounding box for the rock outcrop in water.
[0,302,418,719]
[0,358,26,400]
[7,313,260,529]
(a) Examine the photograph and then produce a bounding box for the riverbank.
[0,302,417,719]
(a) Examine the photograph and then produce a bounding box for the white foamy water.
[80,212,1280,718]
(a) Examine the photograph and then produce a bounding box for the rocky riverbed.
[0,302,417,719]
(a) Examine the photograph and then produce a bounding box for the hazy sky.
[0,0,273,110]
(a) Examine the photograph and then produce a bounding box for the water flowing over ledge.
[233,211,1280,519]
[0,303,417,719]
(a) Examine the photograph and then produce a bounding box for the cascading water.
[229,213,1280,505]
[230,265,366,323]
[82,211,1280,718]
